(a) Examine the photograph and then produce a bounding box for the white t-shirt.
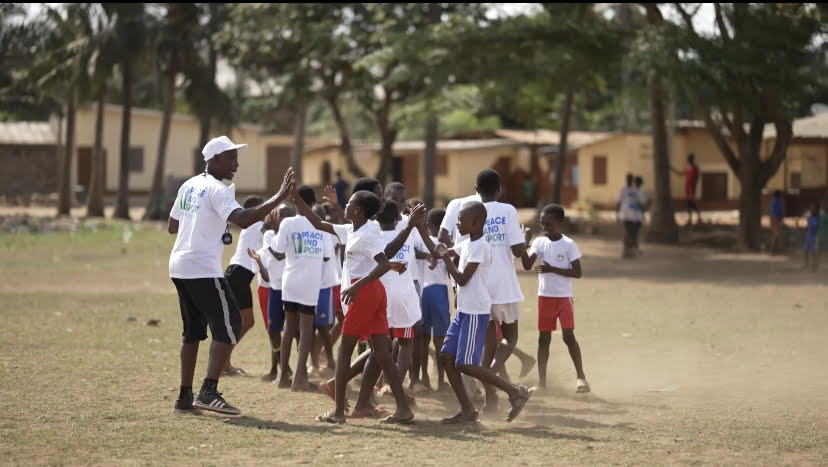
[169,174,242,279]
[250,246,271,288]
[528,235,582,298]
[320,232,340,289]
[397,215,427,285]
[273,215,333,306]
[380,229,421,328]
[482,201,524,304]
[452,237,492,315]
[338,221,386,288]
[228,221,264,272]
[618,186,643,222]
[423,235,449,288]
[266,234,286,290]
[440,194,482,244]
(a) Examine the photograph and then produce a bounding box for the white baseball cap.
[201,135,247,162]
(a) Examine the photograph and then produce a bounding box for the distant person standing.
[333,171,349,208]
[804,204,820,272]
[672,154,701,225]
[632,176,647,254]
[616,173,640,259]
[769,190,785,254]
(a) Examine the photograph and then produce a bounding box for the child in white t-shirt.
[437,201,532,424]
[421,208,451,391]
[272,186,332,391]
[376,199,423,387]
[259,203,293,382]
[522,203,589,393]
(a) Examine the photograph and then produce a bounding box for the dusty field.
[1,220,827,466]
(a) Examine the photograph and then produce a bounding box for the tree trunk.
[198,42,217,151]
[86,86,106,217]
[645,73,679,243]
[57,92,76,217]
[290,97,309,184]
[144,67,176,220]
[552,89,574,205]
[326,95,365,178]
[738,151,763,251]
[422,106,438,207]
[114,58,132,220]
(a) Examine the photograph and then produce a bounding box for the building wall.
[72,106,287,193]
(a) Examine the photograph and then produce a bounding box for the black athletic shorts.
[172,277,242,345]
[282,301,316,315]
[224,264,255,309]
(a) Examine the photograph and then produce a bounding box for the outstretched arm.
[227,168,295,228]
[535,258,582,278]
[292,184,339,239]
[443,259,479,287]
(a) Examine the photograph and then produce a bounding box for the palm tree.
[109,3,148,220]
[144,3,200,220]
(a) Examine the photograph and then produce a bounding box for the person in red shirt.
[673,153,701,225]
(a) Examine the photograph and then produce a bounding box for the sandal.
[350,406,390,419]
[316,410,346,424]
[506,385,534,422]
[380,414,415,425]
[441,411,479,425]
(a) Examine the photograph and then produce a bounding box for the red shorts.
[538,297,575,331]
[258,286,270,328]
[332,285,343,313]
[390,327,415,339]
[342,279,388,341]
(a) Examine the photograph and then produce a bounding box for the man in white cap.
[168,136,294,415]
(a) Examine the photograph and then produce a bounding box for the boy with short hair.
[522,203,589,393]
[223,195,265,375]
[438,201,532,424]
[421,208,451,391]
[261,203,294,382]
[273,185,332,391]
[376,199,423,387]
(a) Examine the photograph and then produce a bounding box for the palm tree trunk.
[552,88,574,205]
[144,67,176,220]
[58,92,76,217]
[114,58,132,220]
[645,73,679,243]
[198,42,217,151]
[422,105,438,207]
[290,97,309,184]
[86,86,106,217]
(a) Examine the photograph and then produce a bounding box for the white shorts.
[490,303,520,325]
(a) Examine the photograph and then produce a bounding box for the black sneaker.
[174,389,194,411]
[193,389,241,415]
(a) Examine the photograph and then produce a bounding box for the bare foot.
[277,376,292,389]
[260,372,278,382]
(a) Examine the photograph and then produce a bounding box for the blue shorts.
[267,289,284,333]
[441,312,490,366]
[421,285,450,337]
[315,288,335,328]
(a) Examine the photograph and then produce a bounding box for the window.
[436,154,448,175]
[791,172,801,189]
[592,156,607,185]
[128,147,144,173]
[571,166,579,187]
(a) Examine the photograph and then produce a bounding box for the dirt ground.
[1,221,826,465]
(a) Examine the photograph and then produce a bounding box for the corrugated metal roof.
[0,121,56,145]
[341,138,524,152]
[494,129,612,148]
[764,113,828,139]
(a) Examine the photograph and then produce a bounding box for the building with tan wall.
[576,115,828,211]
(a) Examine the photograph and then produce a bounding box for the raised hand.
[277,167,295,199]
[322,185,337,204]
[522,224,533,246]
[247,248,260,260]
[409,203,427,228]
[433,242,449,259]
